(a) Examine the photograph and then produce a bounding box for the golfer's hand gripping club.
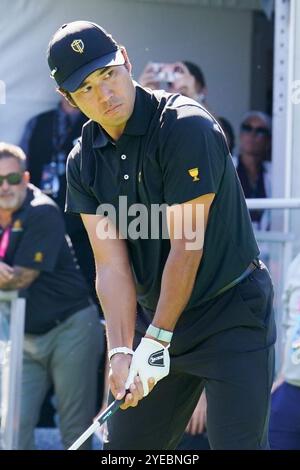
[125,337,170,396]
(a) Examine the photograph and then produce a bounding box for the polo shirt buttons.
[121,155,128,180]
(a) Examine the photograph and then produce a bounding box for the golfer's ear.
[120,47,132,75]
[57,88,78,108]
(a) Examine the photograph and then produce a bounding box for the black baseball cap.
[47,21,125,92]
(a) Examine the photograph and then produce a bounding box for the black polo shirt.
[3,185,90,334]
[66,85,259,311]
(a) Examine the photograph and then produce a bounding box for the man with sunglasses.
[232,111,272,263]
[233,111,272,226]
[0,142,103,449]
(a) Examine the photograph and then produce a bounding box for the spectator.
[232,111,272,264]
[0,143,103,449]
[170,61,207,105]
[232,111,272,230]
[138,60,208,106]
[269,252,300,449]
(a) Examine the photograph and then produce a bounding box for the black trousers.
[104,264,276,450]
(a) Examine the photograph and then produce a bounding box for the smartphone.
[150,62,176,83]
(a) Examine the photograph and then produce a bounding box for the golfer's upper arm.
[167,193,215,251]
[81,213,130,267]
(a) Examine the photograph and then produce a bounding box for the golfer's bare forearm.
[152,249,202,331]
[96,264,137,350]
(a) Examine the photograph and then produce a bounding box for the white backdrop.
[0,0,253,144]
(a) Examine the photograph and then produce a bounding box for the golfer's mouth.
[104,104,122,115]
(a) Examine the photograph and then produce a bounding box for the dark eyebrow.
[77,67,113,91]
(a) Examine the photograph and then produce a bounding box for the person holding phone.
[139,61,208,105]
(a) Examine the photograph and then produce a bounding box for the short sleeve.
[160,114,226,205]
[66,142,99,214]
[13,205,65,272]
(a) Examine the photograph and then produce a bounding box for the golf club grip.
[68,397,125,450]
[98,396,125,426]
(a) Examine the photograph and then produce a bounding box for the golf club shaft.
[68,397,124,450]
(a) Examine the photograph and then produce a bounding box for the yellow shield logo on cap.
[71,39,85,54]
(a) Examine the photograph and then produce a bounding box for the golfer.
[47,21,276,450]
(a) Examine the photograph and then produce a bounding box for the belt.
[207,258,260,302]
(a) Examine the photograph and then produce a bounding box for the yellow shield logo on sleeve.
[34,252,43,262]
[188,168,200,182]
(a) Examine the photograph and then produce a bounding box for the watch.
[108,347,134,361]
[146,324,173,343]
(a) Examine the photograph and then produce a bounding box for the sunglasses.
[0,172,23,187]
[241,123,270,137]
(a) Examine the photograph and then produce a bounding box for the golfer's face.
[70,59,135,139]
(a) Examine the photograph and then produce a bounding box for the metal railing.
[246,198,300,210]
[246,197,300,275]
[0,291,25,450]
[246,198,300,372]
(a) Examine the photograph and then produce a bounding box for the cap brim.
[61,49,125,92]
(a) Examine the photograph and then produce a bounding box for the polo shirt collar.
[93,126,113,149]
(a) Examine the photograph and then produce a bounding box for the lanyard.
[0,226,11,260]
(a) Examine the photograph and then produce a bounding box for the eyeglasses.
[0,172,23,186]
[240,123,270,137]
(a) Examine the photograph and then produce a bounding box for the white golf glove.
[125,337,170,397]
